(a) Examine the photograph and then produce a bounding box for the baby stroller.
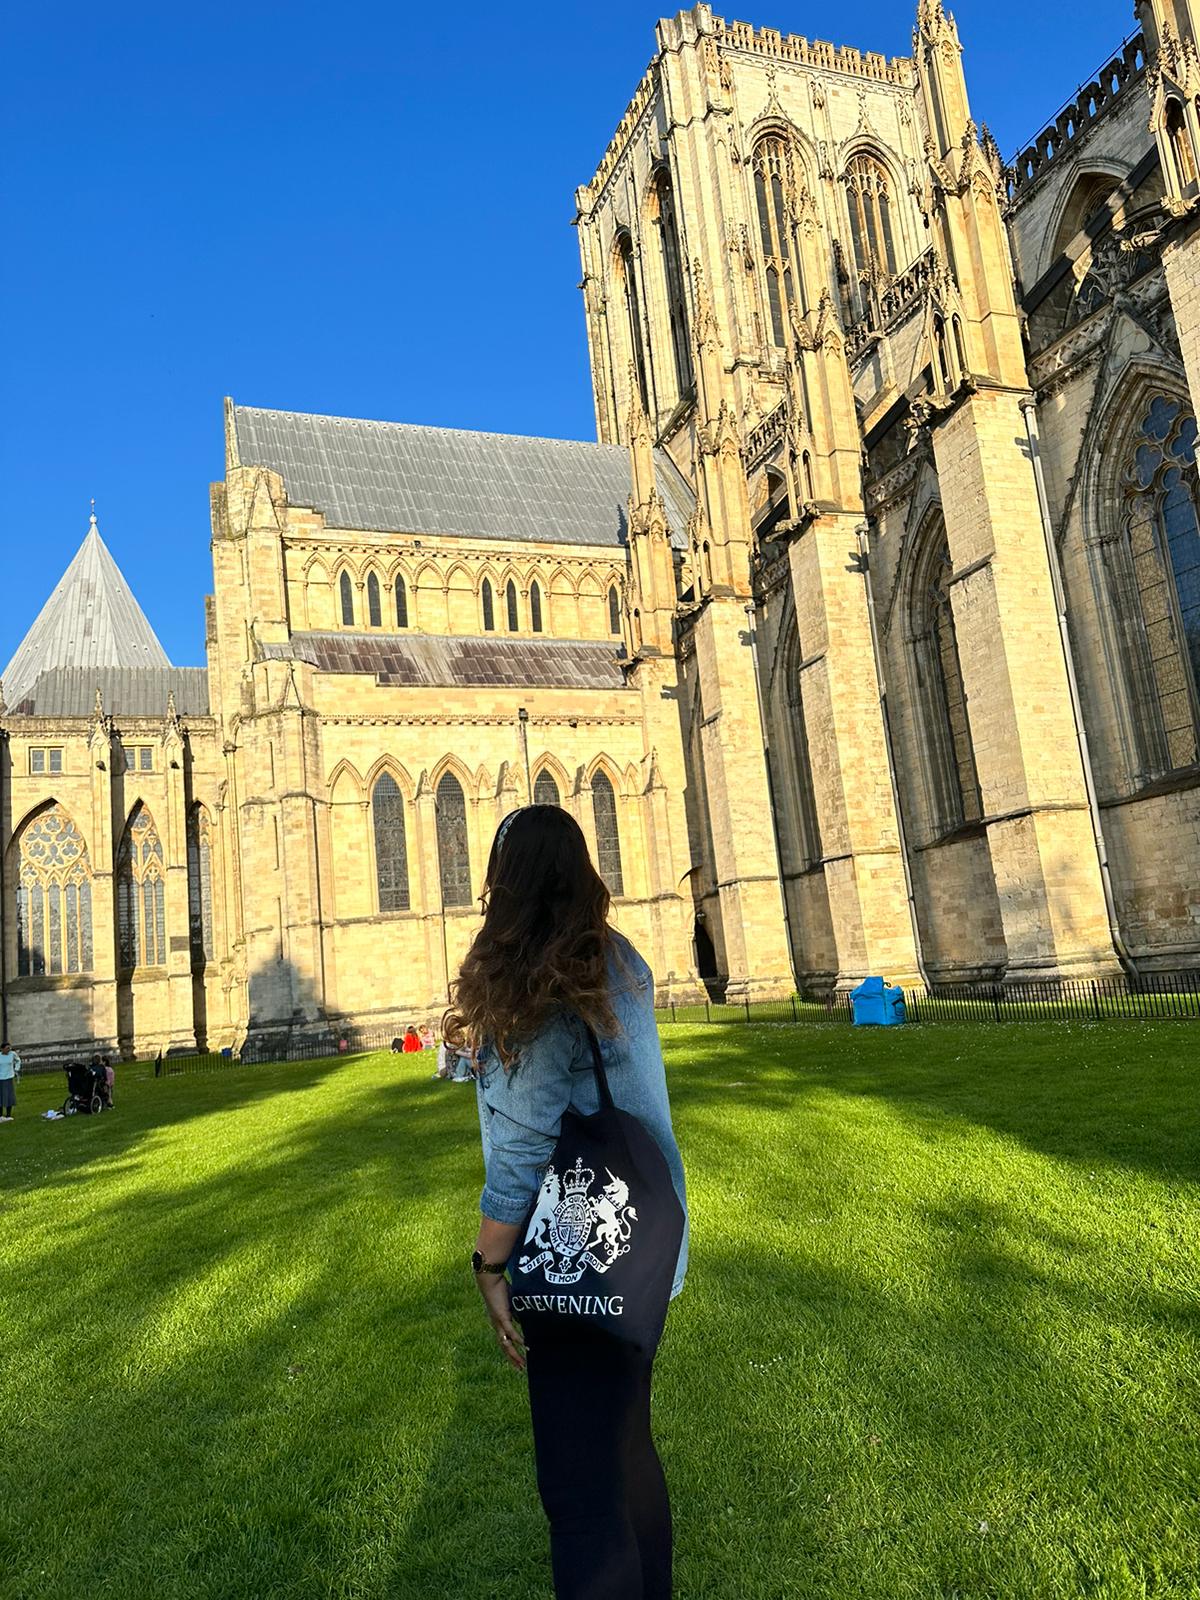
[62,1061,108,1116]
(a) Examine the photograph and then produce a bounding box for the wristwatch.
[472,1250,507,1276]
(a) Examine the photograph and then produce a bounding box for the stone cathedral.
[4,0,1200,1061]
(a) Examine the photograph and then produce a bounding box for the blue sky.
[3,0,1136,668]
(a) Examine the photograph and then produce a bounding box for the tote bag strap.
[581,1020,615,1112]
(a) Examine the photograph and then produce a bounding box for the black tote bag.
[509,1023,684,1353]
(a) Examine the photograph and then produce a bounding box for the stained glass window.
[753,138,798,347]
[534,770,561,807]
[591,772,624,896]
[373,773,410,912]
[340,571,355,626]
[845,154,898,279]
[506,580,519,633]
[117,804,167,969]
[482,579,495,632]
[911,529,982,836]
[608,585,621,636]
[530,581,543,633]
[187,804,215,962]
[15,805,93,977]
[1122,395,1200,771]
[367,571,382,628]
[436,773,472,908]
[395,575,409,628]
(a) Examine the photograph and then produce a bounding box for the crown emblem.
[562,1157,595,1195]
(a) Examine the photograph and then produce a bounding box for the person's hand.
[476,1273,527,1371]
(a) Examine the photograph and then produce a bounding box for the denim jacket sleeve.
[477,1012,585,1225]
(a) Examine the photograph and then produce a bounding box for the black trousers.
[525,1322,671,1600]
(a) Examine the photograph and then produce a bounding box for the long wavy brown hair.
[443,805,620,1064]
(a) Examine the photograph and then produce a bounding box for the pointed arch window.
[367,571,382,628]
[436,773,472,908]
[395,575,409,628]
[15,805,93,977]
[617,233,649,412]
[653,170,693,398]
[1115,395,1200,774]
[186,804,215,963]
[771,633,823,873]
[117,804,167,969]
[482,578,495,632]
[608,584,621,636]
[1166,99,1198,198]
[534,770,561,807]
[591,771,624,896]
[340,570,355,627]
[372,773,410,912]
[845,154,898,279]
[752,137,802,348]
[506,579,520,632]
[530,581,544,633]
[911,524,982,836]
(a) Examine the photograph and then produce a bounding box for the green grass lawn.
[2,1023,1198,1600]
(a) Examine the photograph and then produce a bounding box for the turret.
[914,0,1026,387]
[1138,0,1200,209]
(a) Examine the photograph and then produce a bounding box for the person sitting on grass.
[0,1041,21,1122]
[401,1025,422,1053]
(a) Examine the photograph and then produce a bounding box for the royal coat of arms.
[519,1157,639,1286]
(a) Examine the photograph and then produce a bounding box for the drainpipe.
[1019,397,1138,979]
[517,706,532,803]
[855,525,931,988]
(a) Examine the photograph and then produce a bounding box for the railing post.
[705,998,711,1024]
[745,996,751,1023]
[1090,980,1101,1021]
[791,995,798,1023]
[992,984,1002,1024]
[670,1000,677,1023]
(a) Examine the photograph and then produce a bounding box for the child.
[0,1041,21,1122]
[401,1025,422,1053]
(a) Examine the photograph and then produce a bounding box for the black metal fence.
[656,969,1200,1027]
[145,970,1200,1077]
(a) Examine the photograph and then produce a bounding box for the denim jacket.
[475,936,689,1296]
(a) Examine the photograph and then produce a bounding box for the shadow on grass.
[662,1021,1200,1186]
[6,1032,1198,1600]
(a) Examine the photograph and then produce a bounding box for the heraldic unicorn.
[519,1156,640,1287]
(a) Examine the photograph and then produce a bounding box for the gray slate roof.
[2,516,173,710]
[231,403,693,549]
[8,666,210,719]
[264,632,628,692]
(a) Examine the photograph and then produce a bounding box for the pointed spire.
[1,513,171,709]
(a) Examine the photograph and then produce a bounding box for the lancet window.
[591,772,624,896]
[845,154,898,279]
[653,170,693,398]
[752,137,798,347]
[1116,395,1200,773]
[15,805,93,977]
[506,579,519,632]
[533,770,561,807]
[530,581,543,633]
[617,233,649,411]
[187,804,215,963]
[608,584,621,636]
[910,523,982,836]
[482,579,495,632]
[117,804,167,969]
[1166,99,1198,198]
[367,571,382,628]
[340,570,355,627]
[395,575,409,628]
[436,773,472,908]
[372,773,410,912]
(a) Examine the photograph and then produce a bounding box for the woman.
[445,805,688,1600]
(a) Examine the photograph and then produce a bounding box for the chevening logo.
[519,1157,639,1286]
